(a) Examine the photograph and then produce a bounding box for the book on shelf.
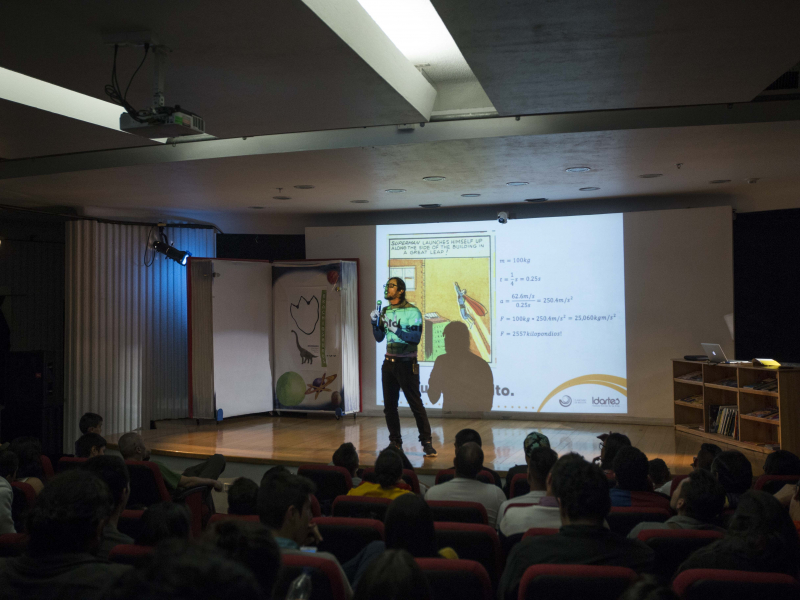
[677,394,703,406]
[742,378,777,392]
[712,378,738,388]
[758,443,781,451]
[676,371,703,382]
[712,405,738,437]
[744,407,779,419]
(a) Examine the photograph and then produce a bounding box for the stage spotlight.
[152,239,191,265]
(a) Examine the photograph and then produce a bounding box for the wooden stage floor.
[106,415,769,477]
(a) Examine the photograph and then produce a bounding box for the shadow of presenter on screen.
[427,321,494,412]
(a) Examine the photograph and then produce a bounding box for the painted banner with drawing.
[272,262,345,412]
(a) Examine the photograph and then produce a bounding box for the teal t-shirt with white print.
[372,299,423,357]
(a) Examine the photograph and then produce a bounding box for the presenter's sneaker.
[422,443,438,457]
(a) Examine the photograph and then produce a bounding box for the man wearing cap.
[503,432,551,497]
[371,277,437,457]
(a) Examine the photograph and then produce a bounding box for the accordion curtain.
[64,220,215,452]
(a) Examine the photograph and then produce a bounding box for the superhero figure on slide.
[454,282,487,329]
[371,277,437,457]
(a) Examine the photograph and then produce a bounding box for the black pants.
[382,359,432,445]
[180,453,226,511]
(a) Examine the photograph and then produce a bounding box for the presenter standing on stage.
[371,277,437,457]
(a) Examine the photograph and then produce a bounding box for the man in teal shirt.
[371,277,436,457]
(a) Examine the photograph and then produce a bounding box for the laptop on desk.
[701,343,748,364]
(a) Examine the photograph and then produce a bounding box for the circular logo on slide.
[559,395,572,407]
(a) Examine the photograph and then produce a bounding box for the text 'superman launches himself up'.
[371,277,437,457]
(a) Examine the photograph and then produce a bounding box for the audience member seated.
[498,447,560,536]
[0,450,18,534]
[79,412,104,436]
[343,492,458,588]
[628,469,726,538]
[258,469,353,598]
[425,442,507,527]
[619,576,679,600]
[347,448,411,500]
[693,443,722,472]
[0,470,130,599]
[117,432,225,501]
[227,477,259,516]
[80,455,133,558]
[105,539,263,600]
[597,432,631,478]
[203,519,281,598]
[677,490,800,579]
[353,549,432,600]
[763,449,800,477]
[7,437,44,495]
[610,447,671,510]
[75,433,107,459]
[136,501,192,546]
[710,450,753,509]
[502,432,551,497]
[333,442,362,487]
[452,429,502,488]
[498,453,654,600]
[648,458,672,495]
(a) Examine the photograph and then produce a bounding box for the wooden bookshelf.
[672,359,800,455]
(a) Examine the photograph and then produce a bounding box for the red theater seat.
[278,553,349,600]
[57,456,87,472]
[518,564,637,600]
[416,558,493,600]
[314,517,385,563]
[637,529,723,582]
[670,474,689,497]
[331,495,392,520]
[434,522,503,583]
[607,507,672,536]
[673,569,800,600]
[39,455,55,480]
[427,500,488,525]
[109,544,155,566]
[509,473,530,498]
[753,474,799,494]
[11,481,36,507]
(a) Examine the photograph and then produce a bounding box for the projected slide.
[375,214,627,413]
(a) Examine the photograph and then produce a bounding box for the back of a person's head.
[679,469,726,522]
[648,458,670,487]
[711,450,753,494]
[227,477,259,516]
[763,450,800,476]
[80,454,130,508]
[528,447,558,486]
[137,501,192,546]
[75,432,107,458]
[454,441,483,479]
[696,443,722,471]
[383,444,414,471]
[354,549,433,600]
[204,520,281,597]
[26,470,112,555]
[375,448,404,488]
[551,453,611,522]
[620,577,679,600]
[0,450,19,479]
[117,432,142,460]
[454,428,481,449]
[726,490,800,577]
[384,493,437,557]
[79,412,103,435]
[332,442,359,475]
[612,446,649,491]
[106,540,263,600]
[8,436,43,478]
[258,470,315,530]
[600,432,631,470]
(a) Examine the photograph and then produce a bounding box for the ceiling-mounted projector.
[120,107,205,138]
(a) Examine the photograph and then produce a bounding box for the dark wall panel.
[216,234,305,260]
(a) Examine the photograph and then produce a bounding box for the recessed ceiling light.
[385,189,406,193]
[461,193,481,197]
[524,198,548,203]
[350,200,370,204]
[273,196,292,200]
[422,176,446,182]
[639,174,663,178]
[579,187,600,191]
[710,180,731,184]
[419,204,441,208]
[565,167,592,173]
[506,182,529,187]
[248,206,265,209]
[294,184,315,189]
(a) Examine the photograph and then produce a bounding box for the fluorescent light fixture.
[385,189,406,193]
[565,167,592,173]
[422,176,446,182]
[0,66,164,142]
[506,182,529,187]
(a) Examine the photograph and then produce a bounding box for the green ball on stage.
[276,371,306,406]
